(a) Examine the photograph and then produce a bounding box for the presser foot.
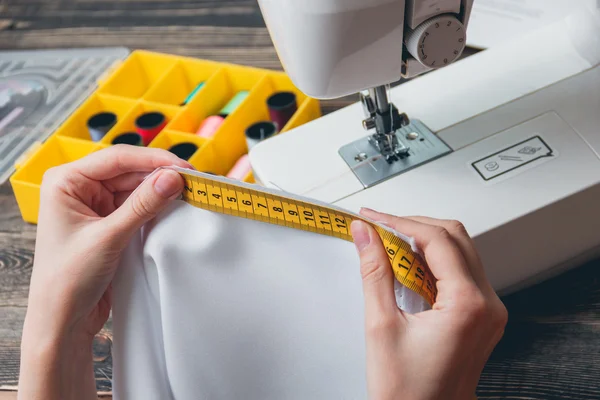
[368,132,410,163]
[338,119,452,188]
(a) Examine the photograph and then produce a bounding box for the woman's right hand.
[351,209,508,400]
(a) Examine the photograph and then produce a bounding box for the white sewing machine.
[250,0,600,294]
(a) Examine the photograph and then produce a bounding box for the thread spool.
[87,112,117,142]
[267,91,297,130]
[196,115,225,138]
[245,121,277,150]
[181,82,205,106]
[219,91,249,116]
[111,132,143,146]
[135,112,167,145]
[226,154,251,181]
[168,142,198,161]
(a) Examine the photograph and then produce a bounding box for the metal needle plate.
[339,119,452,188]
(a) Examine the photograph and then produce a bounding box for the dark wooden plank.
[0,307,25,388]
[479,258,600,400]
[0,183,35,310]
[2,1,265,30]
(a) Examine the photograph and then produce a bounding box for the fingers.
[350,221,399,323]
[400,216,507,334]
[402,216,493,293]
[103,172,150,193]
[102,169,184,248]
[360,209,474,287]
[71,145,193,181]
[113,191,133,208]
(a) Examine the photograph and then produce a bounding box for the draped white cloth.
[112,201,426,399]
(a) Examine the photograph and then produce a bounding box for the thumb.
[104,168,184,245]
[351,220,399,323]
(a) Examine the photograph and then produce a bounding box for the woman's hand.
[351,209,508,400]
[19,145,192,400]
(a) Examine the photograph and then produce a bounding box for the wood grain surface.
[1,1,600,398]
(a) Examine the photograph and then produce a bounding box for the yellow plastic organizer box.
[10,50,321,224]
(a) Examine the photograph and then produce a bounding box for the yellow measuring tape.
[170,166,437,306]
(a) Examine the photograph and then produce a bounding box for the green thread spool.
[219,91,249,116]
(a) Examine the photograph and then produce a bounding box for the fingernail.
[184,161,195,170]
[154,170,183,199]
[360,208,390,225]
[360,207,379,216]
[351,220,371,252]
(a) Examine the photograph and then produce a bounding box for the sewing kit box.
[1,48,321,223]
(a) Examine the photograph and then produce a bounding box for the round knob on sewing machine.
[405,14,466,69]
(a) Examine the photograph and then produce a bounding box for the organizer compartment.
[10,50,321,224]
[211,73,320,171]
[187,141,223,175]
[54,94,137,141]
[168,66,268,135]
[144,59,223,106]
[98,51,178,98]
[10,136,105,223]
[149,130,207,160]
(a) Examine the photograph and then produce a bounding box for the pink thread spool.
[196,115,225,138]
[226,154,251,181]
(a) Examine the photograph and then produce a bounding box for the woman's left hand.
[19,145,192,400]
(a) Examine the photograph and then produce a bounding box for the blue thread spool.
[87,112,117,142]
[245,121,277,150]
[181,82,205,106]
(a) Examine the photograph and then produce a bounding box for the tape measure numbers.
[170,167,437,306]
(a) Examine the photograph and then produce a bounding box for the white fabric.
[112,201,426,399]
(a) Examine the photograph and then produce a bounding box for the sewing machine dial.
[405,14,466,69]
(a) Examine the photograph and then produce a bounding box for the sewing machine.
[251,0,600,294]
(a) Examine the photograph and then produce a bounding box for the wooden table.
[1,1,600,398]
